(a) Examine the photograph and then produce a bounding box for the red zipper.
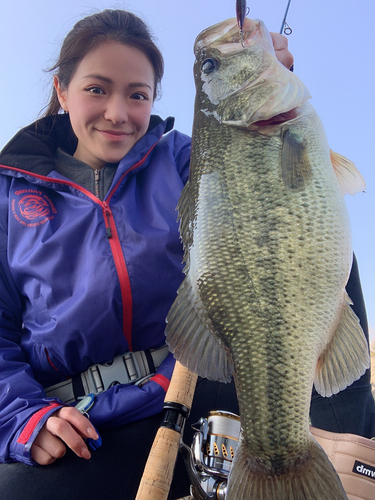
[102,201,113,239]
[102,200,133,349]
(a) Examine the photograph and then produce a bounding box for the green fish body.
[166,17,369,500]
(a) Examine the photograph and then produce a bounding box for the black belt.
[44,345,170,404]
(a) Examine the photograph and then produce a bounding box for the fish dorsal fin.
[165,275,234,383]
[330,150,366,195]
[314,291,370,397]
[281,129,312,191]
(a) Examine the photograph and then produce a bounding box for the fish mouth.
[252,108,299,127]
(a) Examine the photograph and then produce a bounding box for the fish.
[165,17,370,500]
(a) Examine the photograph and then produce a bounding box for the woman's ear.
[54,76,69,112]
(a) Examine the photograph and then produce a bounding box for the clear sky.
[1,0,374,339]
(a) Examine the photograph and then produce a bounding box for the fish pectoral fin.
[330,149,366,195]
[165,276,234,383]
[281,129,312,191]
[314,291,370,397]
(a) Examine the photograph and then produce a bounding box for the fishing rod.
[237,0,293,36]
[280,0,292,35]
[135,362,198,500]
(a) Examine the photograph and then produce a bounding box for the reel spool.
[181,410,241,500]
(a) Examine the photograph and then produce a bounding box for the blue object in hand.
[75,393,102,451]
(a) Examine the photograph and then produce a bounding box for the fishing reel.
[181,410,241,500]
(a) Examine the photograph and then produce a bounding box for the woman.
[0,8,372,500]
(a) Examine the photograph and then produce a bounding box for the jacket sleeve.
[0,201,63,464]
[87,352,175,428]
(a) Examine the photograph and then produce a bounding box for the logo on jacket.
[12,189,57,227]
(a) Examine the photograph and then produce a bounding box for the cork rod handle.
[135,361,198,500]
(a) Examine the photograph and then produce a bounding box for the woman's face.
[55,41,155,170]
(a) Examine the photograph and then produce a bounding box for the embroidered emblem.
[12,189,57,227]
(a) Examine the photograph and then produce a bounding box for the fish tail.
[226,439,348,500]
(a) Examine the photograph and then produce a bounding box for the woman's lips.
[98,129,133,141]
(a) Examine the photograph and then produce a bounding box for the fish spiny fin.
[165,275,234,383]
[281,129,313,191]
[314,291,370,397]
[226,437,348,500]
[330,149,366,195]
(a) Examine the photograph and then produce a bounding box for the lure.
[236,0,247,30]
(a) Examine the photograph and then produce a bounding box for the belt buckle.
[123,352,140,382]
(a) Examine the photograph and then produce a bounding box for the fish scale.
[166,17,369,500]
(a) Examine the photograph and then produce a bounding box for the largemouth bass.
[165,17,370,500]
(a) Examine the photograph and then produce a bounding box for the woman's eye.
[87,87,105,95]
[131,92,148,101]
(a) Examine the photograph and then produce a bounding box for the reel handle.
[135,361,198,500]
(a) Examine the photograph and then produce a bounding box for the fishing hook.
[236,0,249,46]
[280,0,293,35]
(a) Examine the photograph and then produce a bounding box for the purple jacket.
[0,114,191,464]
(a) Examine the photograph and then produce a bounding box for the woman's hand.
[31,406,99,465]
[270,32,294,69]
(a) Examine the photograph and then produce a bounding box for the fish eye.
[201,58,218,75]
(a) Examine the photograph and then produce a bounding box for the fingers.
[31,406,100,465]
[270,32,294,69]
[46,416,91,459]
[31,428,67,465]
[54,406,99,441]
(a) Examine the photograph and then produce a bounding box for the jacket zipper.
[102,201,112,238]
[94,169,100,199]
[101,200,133,348]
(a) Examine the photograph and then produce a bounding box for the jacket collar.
[0,114,174,176]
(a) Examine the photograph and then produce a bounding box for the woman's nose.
[104,95,128,124]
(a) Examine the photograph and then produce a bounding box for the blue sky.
[1,0,374,339]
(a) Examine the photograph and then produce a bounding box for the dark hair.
[44,9,164,116]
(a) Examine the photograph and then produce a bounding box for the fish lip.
[251,108,299,128]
